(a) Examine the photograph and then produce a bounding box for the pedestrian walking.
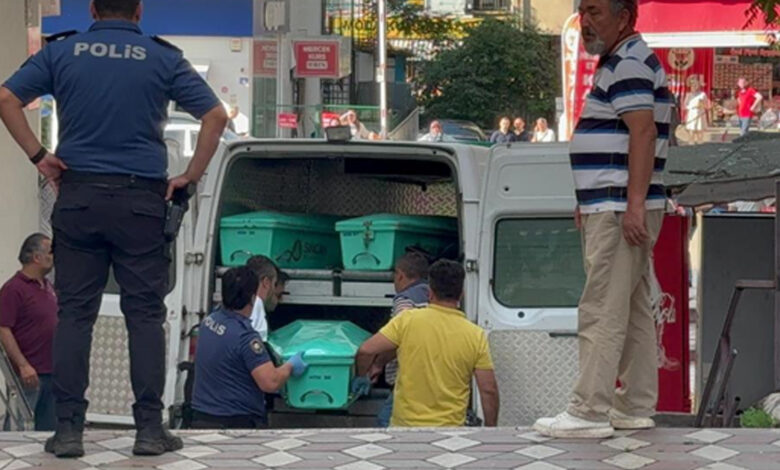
[0,234,57,431]
[684,80,709,144]
[0,0,227,457]
[736,77,763,136]
[534,0,671,439]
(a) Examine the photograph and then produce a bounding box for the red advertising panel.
[277,113,298,129]
[293,40,340,78]
[653,215,691,413]
[655,48,714,122]
[253,39,277,77]
[321,111,341,128]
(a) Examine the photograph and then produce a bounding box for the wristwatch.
[30,147,47,165]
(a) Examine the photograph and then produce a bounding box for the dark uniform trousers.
[51,171,169,428]
[191,410,268,430]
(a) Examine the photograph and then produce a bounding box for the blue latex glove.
[287,351,308,378]
[351,375,371,397]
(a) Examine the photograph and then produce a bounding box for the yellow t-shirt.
[379,303,494,427]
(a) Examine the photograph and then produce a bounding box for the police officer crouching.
[0,0,228,458]
[191,267,308,429]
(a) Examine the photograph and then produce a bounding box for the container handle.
[229,250,254,263]
[300,389,335,404]
[351,252,381,266]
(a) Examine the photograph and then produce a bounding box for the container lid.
[335,214,457,233]
[221,211,342,232]
[267,320,372,360]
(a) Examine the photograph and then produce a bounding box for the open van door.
[475,143,582,425]
[85,212,190,426]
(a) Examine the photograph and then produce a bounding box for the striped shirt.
[384,281,429,385]
[569,34,671,214]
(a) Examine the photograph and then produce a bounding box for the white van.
[86,139,583,427]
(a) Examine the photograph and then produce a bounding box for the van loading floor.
[0,427,778,469]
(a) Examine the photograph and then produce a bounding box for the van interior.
[209,150,461,427]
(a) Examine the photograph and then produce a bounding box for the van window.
[493,218,585,308]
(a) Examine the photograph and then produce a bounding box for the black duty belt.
[61,171,167,195]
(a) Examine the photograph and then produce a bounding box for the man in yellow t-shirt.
[355,260,499,427]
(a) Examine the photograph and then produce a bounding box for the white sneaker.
[533,411,614,439]
[609,409,656,430]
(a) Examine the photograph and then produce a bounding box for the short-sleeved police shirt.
[2,20,220,179]
[192,308,271,418]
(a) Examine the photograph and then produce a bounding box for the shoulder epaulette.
[151,35,181,52]
[45,30,78,44]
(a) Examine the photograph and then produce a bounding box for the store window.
[493,218,585,308]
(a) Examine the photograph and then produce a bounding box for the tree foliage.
[414,17,558,130]
[746,1,780,27]
[350,1,462,52]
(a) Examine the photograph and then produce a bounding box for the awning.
[637,0,777,34]
[665,134,780,206]
[644,31,776,48]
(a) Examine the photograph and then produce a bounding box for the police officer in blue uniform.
[0,0,227,458]
[191,267,308,429]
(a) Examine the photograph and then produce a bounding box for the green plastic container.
[268,320,371,410]
[335,214,458,270]
[220,212,342,268]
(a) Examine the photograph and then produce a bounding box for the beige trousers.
[568,210,665,421]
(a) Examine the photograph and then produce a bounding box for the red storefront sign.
[277,112,298,129]
[292,38,350,79]
[253,39,277,77]
[294,40,338,77]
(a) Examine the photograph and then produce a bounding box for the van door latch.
[184,252,205,265]
[465,259,478,273]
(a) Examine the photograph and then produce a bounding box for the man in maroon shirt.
[0,233,57,430]
[737,77,763,136]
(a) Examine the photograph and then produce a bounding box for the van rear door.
[477,143,581,332]
[475,143,582,425]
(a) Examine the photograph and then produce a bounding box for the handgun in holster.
[164,183,196,242]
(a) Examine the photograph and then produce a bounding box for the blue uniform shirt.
[192,308,271,418]
[2,20,220,179]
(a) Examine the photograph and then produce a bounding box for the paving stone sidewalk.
[0,427,778,470]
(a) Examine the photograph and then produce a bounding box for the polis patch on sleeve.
[250,338,264,355]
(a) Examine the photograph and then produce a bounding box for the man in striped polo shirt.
[534,0,670,438]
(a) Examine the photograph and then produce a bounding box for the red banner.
[561,14,600,140]
[655,48,714,122]
[253,39,277,77]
